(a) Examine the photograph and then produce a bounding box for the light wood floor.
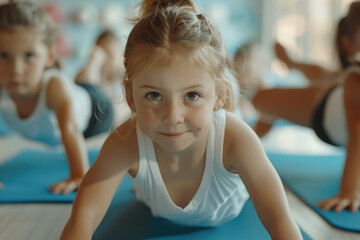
[1,126,360,240]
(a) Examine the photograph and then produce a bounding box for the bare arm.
[61,121,138,239]
[224,113,302,239]
[47,77,89,194]
[318,72,360,212]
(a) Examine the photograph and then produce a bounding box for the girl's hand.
[0,182,3,189]
[49,177,83,195]
[317,191,360,213]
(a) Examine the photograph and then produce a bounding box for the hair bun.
[139,0,198,19]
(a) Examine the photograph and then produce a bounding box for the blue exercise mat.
[268,150,360,232]
[0,150,311,239]
[0,149,100,203]
[94,173,311,240]
[0,114,11,135]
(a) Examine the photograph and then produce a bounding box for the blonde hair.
[0,1,57,47]
[123,0,236,111]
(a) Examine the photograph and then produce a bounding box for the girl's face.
[0,26,54,97]
[129,63,221,153]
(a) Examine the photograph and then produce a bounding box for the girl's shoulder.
[106,119,138,154]
[45,69,85,108]
[99,119,140,174]
[343,65,360,87]
[223,111,261,154]
[224,111,254,141]
[45,73,73,109]
[342,67,360,127]
[341,65,360,82]
[343,69,360,99]
[44,69,70,88]
[222,111,265,171]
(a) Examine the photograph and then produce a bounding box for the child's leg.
[274,42,338,82]
[75,46,107,85]
[252,87,331,128]
[77,83,114,138]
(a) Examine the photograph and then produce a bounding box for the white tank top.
[323,66,360,146]
[132,109,249,227]
[0,69,91,146]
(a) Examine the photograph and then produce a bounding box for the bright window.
[262,0,357,69]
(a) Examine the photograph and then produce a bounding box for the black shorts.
[77,83,114,138]
[311,87,339,146]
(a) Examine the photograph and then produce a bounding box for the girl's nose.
[10,58,24,76]
[162,101,184,126]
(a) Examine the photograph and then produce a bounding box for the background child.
[0,1,113,194]
[60,0,302,239]
[250,1,360,213]
[273,2,360,86]
[75,30,131,126]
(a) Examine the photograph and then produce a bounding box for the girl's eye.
[146,92,162,101]
[25,52,34,59]
[184,92,199,101]
[0,52,8,59]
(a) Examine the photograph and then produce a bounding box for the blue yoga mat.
[95,175,311,240]
[0,150,311,239]
[268,150,360,232]
[0,149,99,203]
[0,114,11,135]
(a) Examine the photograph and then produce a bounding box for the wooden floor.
[1,126,360,240]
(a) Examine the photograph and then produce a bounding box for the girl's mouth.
[161,132,187,138]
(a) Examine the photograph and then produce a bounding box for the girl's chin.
[154,139,192,153]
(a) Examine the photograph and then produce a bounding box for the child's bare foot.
[274,42,294,68]
[0,182,4,189]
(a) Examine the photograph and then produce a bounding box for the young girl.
[60,0,302,239]
[251,2,360,213]
[75,30,131,126]
[0,2,113,194]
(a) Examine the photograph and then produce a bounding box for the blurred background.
[0,0,356,85]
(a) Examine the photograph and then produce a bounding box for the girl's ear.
[125,81,136,113]
[45,44,57,69]
[214,84,226,111]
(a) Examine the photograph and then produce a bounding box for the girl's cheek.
[138,106,159,123]
[188,107,212,126]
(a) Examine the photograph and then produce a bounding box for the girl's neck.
[9,79,43,119]
[154,131,209,172]
[9,78,42,102]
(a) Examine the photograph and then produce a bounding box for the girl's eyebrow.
[183,84,206,90]
[139,85,159,89]
[139,84,206,90]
